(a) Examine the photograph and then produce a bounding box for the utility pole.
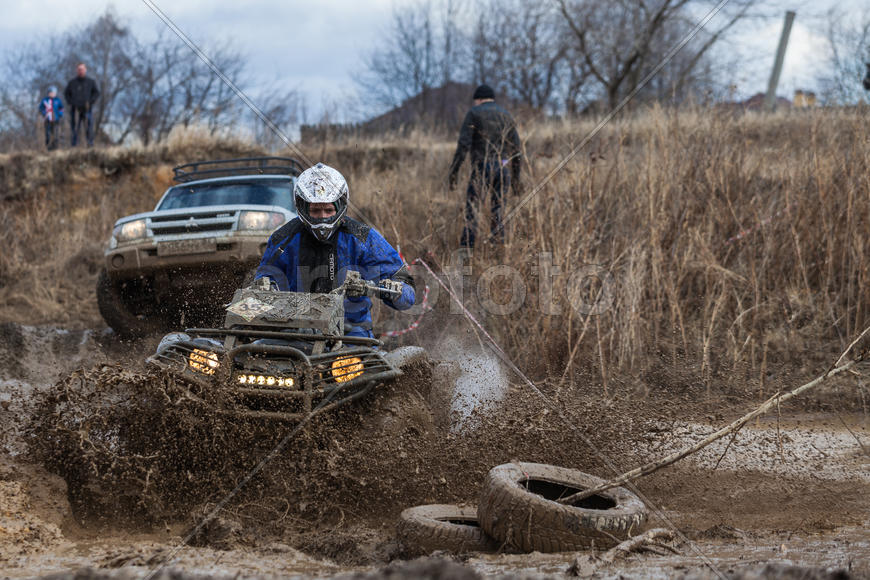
[765,10,796,112]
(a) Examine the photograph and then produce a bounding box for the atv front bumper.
[147,335,401,421]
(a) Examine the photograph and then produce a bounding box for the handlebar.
[252,272,401,298]
[336,270,402,299]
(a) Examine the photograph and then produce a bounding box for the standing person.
[448,84,522,249]
[64,63,100,147]
[255,163,416,338]
[38,86,64,151]
[863,63,870,91]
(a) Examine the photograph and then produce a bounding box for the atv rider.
[254,163,415,338]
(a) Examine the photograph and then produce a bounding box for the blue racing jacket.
[255,217,415,337]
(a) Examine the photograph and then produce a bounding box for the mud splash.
[439,343,508,431]
[22,350,649,532]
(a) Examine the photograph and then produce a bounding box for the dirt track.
[1,322,868,579]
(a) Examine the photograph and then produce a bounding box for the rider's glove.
[345,274,368,298]
[251,276,279,291]
[378,279,404,301]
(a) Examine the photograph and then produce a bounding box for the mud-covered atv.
[146,272,426,421]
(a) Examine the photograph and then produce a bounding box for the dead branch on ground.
[568,528,677,577]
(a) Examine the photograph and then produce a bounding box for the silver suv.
[97,157,302,337]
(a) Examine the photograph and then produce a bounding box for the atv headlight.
[331,357,364,383]
[235,374,295,388]
[239,211,284,231]
[113,219,148,243]
[188,349,219,375]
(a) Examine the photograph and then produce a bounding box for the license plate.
[157,238,217,256]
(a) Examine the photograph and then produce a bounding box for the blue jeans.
[461,161,510,248]
[70,107,93,147]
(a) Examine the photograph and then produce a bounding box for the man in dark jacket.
[863,63,870,91]
[448,84,521,248]
[64,63,100,147]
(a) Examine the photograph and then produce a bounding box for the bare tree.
[357,0,467,113]
[0,10,135,149]
[470,0,568,111]
[817,8,870,103]
[250,85,305,150]
[556,0,755,110]
[0,9,295,151]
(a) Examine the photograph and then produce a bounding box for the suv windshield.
[158,180,295,210]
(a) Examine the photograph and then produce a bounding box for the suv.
[97,157,302,337]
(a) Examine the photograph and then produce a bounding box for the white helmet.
[294,163,349,242]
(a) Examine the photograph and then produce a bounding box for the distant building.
[364,81,475,134]
[741,92,792,111]
[300,82,478,144]
[793,90,816,108]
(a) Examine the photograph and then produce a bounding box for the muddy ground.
[0,321,868,579]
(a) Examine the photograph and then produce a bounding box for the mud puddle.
[5,405,867,578]
[1,538,348,579]
[5,526,866,579]
[642,413,870,481]
[459,521,869,578]
[3,321,868,578]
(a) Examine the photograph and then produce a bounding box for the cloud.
[729,15,833,98]
[1,0,392,97]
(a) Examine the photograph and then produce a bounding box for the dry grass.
[350,105,870,393]
[2,109,869,395]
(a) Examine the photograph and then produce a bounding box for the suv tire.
[96,269,166,338]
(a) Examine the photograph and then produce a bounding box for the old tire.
[96,269,166,338]
[478,462,647,552]
[398,504,498,556]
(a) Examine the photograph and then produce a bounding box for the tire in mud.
[478,462,647,552]
[397,504,498,556]
[96,269,166,338]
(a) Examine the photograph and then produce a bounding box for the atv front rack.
[186,327,382,347]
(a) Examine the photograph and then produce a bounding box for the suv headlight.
[113,219,148,243]
[239,211,285,231]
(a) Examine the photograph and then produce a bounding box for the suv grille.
[149,210,237,237]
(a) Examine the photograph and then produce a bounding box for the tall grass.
[2,109,868,394]
[351,106,870,391]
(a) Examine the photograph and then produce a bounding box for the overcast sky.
[1,0,866,122]
[2,0,394,121]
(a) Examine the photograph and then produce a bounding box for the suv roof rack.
[172,157,305,183]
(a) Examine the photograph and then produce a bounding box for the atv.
[146,271,426,421]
